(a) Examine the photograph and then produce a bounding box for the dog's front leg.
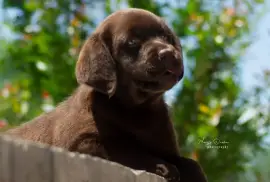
[163,155,208,182]
[105,144,181,182]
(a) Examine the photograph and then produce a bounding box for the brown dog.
[5,8,207,182]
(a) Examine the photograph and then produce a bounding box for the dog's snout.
[158,48,175,61]
[158,47,182,78]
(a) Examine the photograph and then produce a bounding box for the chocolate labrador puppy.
[5,8,207,182]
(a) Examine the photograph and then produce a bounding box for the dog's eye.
[127,39,140,47]
[161,35,174,45]
[161,36,167,40]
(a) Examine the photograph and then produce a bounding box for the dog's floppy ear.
[75,28,116,97]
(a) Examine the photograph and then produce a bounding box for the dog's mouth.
[133,70,181,93]
[134,79,160,91]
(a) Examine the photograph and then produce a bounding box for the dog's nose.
[158,48,182,79]
[158,48,175,61]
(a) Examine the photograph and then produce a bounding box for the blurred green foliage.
[0,0,269,181]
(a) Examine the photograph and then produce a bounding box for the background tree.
[238,69,270,181]
[0,0,269,181]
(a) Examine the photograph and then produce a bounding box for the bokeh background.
[0,0,269,181]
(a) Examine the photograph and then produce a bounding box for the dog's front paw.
[156,163,181,182]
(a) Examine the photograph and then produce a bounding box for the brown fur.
[5,8,207,182]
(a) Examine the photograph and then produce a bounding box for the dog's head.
[76,8,184,105]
